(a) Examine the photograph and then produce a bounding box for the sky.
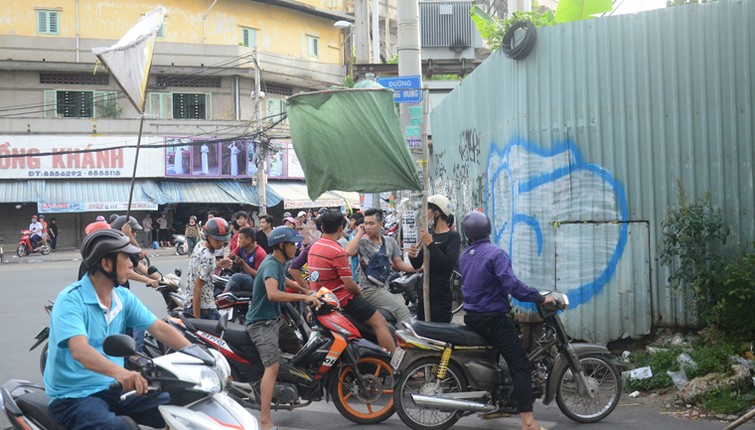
[611,0,668,15]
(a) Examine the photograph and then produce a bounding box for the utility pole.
[397,0,430,321]
[354,0,369,64]
[254,47,267,213]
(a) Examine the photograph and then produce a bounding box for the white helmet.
[427,194,453,217]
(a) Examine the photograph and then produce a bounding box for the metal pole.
[397,0,427,319]
[372,0,380,63]
[254,47,267,213]
[125,114,145,220]
[420,87,430,321]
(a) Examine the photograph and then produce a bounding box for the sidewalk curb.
[0,248,180,265]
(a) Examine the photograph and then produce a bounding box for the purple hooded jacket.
[459,239,543,313]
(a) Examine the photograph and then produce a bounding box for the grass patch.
[701,388,755,414]
[624,347,685,391]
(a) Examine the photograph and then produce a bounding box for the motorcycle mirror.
[174,267,182,277]
[147,266,160,276]
[103,335,138,357]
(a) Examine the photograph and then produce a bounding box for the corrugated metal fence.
[430,0,755,344]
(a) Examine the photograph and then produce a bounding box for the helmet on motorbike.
[111,215,143,231]
[203,217,231,241]
[81,229,141,268]
[95,215,106,222]
[461,211,491,243]
[427,194,453,217]
[267,226,303,246]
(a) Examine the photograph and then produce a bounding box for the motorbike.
[388,270,464,316]
[391,291,622,430]
[173,234,187,255]
[4,334,259,430]
[166,287,396,425]
[32,267,185,374]
[17,230,51,257]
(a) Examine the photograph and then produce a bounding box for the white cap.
[297,211,307,217]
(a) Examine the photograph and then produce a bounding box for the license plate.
[390,347,406,369]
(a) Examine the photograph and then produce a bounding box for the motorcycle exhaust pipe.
[411,394,497,412]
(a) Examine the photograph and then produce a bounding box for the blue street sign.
[377,75,422,103]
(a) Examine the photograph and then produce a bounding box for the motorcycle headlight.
[209,349,231,388]
[175,364,222,394]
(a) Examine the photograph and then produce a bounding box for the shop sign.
[38,201,158,214]
[0,135,164,179]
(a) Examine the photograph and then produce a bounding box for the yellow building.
[0,0,354,248]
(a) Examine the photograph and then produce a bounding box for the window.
[307,35,319,57]
[147,92,212,119]
[37,10,59,35]
[43,90,118,118]
[242,27,257,48]
[173,93,210,119]
[265,98,287,123]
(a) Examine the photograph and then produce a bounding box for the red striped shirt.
[307,237,354,304]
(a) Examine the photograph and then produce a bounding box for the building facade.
[0,0,354,249]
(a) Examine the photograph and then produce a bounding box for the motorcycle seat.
[410,321,489,347]
[16,390,66,430]
[190,318,253,346]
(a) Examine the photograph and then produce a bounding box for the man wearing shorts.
[308,210,396,353]
[246,226,320,430]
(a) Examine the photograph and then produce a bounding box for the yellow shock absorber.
[435,346,453,380]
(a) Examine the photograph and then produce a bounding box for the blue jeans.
[49,389,169,430]
[224,273,254,294]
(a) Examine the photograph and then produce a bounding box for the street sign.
[377,75,423,103]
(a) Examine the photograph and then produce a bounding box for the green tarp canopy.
[287,86,422,201]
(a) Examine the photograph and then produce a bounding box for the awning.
[0,179,276,210]
[267,181,350,209]
[329,190,361,209]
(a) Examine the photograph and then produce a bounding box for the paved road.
[0,254,752,429]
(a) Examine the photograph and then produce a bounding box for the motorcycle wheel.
[40,244,51,255]
[450,270,463,315]
[555,354,622,423]
[394,357,468,430]
[16,244,28,257]
[39,342,48,375]
[175,243,186,256]
[331,355,395,424]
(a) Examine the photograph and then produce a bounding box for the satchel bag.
[365,238,391,285]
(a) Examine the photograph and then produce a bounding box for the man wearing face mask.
[408,194,461,323]
[44,229,191,430]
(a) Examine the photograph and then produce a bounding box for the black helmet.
[268,226,304,246]
[461,211,491,243]
[203,217,231,241]
[81,229,141,267]
[111,215,143,231]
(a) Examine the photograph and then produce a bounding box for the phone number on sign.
[27,170,123,177]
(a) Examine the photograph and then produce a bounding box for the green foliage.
[469,4,555,52]
[701,387,754,414]
[686,343,736,379]
[95,98,122,119]
[710,247,755,336]
[343,74,355,88]
[658,179,729,322]
[624,347,684,391]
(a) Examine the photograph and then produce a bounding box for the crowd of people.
[40,195,553,430]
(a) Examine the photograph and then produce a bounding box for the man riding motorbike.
[460,211,555,430]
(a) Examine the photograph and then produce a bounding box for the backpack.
[364,238,391,285]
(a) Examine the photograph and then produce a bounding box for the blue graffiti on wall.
[485,137,629,309]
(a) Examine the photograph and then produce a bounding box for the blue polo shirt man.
[44,274,156,400]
